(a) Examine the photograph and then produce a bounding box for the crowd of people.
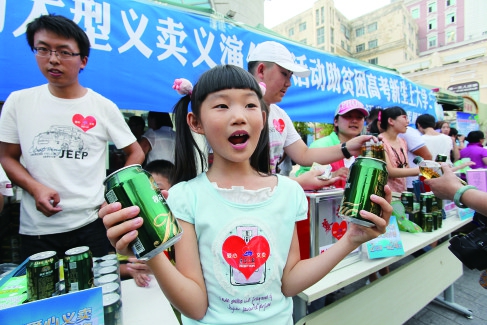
[0,12,485,325]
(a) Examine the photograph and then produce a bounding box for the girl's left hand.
[345,185,393,245]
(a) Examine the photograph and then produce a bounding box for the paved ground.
[321,255,486,325]
[404,262,486,325]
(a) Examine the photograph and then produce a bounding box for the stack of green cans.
[103,292,123,325]
[93,254,123,322]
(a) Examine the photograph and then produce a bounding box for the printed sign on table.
[365,215,405,259]
[0,287,104,325]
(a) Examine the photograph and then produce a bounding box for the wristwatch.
[341,142,352,159]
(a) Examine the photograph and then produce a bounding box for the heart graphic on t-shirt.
[222,235,270,279]
[273,118,285,133]
[72,114,96,132]
[332,221,348,240]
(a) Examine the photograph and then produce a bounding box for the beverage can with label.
[103,164,183,261]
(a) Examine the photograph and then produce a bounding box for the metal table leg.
[433,283,473,319]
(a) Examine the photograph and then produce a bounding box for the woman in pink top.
[378,107,420,194]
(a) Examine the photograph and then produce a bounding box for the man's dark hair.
[145,159,175,186]
[26,14,91,59]
[415,114,436,130]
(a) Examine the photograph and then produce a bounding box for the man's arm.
[412,145,432,161]
[284,134,373,167]
[122,141,145,166]
[139,137,152,156]
[0,142,62,216]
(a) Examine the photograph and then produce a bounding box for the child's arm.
[147,220,208,320]
[100,203,208,320]
[281,187,392,297]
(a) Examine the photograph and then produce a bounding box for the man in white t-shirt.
[415,114,453,163]
[399,127,432,191]
[247,41,373,190]
[0,14,145,260]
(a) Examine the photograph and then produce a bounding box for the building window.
[368,39,378,49]
[428,1,437,13]
[428,35,437,48]
[356,43,365,53]
[300,38,307,45]
[299,22,306,31]
[330,46,335,53]
[341,24,350,39]
[446,12,456,24]
[321,7,325,24]
[446,30,456,43]
[330,27,335,44]
[368,57,378,64]
[446,0,456,6]
[289,28,294,37]
[356,27,365,37]
[411,7,420,19]
[341,40,345,48]
[317,27,325,44]
[316,9,319,26]
[428,18,437,30]
[367,22,377,33]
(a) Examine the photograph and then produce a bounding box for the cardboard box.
[297,189,361,271]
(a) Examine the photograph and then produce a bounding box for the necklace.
[391,146,408,168]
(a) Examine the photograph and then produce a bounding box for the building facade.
[271,0,419,68]
[270,0,485,120]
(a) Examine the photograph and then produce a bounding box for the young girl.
[100,65,392,324]
[378,107,420,194]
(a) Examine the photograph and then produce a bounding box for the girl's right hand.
[99,202,143,256]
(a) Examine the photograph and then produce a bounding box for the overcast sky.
[264,0,391,28]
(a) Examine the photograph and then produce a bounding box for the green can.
[435,154,448,162]
[401,191,414,214]
[64,246,94,292]
[433,210,443,229]
[104,164,183,261]
[101,282,121,295]
[423,213,434,232]
[27,251,59,302]
[433,210,443,230]
[420,193,433,213]
[99,259,118,268]
[340,157,388,227]
[96,273,120,287]
[103,293,123,325]
[429,193,439,212]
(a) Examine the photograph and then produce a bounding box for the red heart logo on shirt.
[332,221,348,240]
[222,235,270,279]
[273,119,285,133]
[72,114,96,132]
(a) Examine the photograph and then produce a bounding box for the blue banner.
[0,0,437,123]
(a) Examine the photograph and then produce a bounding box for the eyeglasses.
[34,47,81,60]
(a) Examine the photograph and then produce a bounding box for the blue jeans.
[20,218,111,261]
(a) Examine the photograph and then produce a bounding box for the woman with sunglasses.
[377,107,420,194]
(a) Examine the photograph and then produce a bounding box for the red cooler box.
[297,189,361,270]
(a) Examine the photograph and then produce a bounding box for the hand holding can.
[103,165,182,261]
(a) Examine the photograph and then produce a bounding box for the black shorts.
[20,218,111,261]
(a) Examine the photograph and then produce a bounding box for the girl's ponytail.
[172,95,206,185]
